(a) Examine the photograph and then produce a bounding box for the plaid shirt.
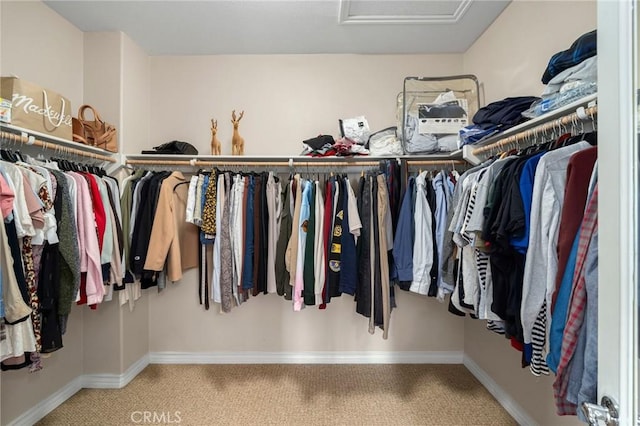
[553,185,598,415]
[542,30,597,84]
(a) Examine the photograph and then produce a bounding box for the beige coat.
[144,172,199,281]
[284,174,302,287]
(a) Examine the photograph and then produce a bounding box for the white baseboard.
[7,376,83,426]
[463,355,537,426]
[7,355,150,425]
[83,354,150,388]
[149,350,464,364]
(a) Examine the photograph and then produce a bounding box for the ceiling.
[44,0,511,55]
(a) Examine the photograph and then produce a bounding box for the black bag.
[303,135,334,150]
[142,140,199,155]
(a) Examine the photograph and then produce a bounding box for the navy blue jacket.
[392,178,415,282]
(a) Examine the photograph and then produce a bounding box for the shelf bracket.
[461,145,482,166]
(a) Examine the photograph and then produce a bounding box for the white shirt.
[0,161,36,238]
[313,181,325,299]
[345,177,362,239]
[185,175,199,225]
[410,172,434,295]
[211,173,225,304]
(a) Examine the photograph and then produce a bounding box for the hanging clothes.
[438,128,599,415]
[553,184,598,416]
[410,171,434,295]
[219,173,234,312]
[312,180,325,303]
[275,177,293,300]
[1,155,122,371]
[303,181,317,306]
[521,141,592,374]
[211,173,226,304]
[339,176,361,296]
[143,171,199,282]
[177,162,460,340]
[265,172,282,294]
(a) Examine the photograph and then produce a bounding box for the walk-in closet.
[1,0,638,425]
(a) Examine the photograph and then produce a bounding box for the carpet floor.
[37,364,516,426]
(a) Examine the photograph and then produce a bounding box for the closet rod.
[471,105,598,156]
[0,130,117,163]
[126,159,195,166]
[125,159,467,168]
[195,160,384,167]
[407,159,467,167]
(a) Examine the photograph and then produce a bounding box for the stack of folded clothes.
[300,135,369,157]
[524,29,597,118]
[458,29,597,147]
[458,96,540,147]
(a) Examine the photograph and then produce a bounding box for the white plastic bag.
[368,127,404,156]
[339,116,370,145]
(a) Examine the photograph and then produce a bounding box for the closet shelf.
[0,123,117,163]
[461,93,597,164]
[124,152,465,169]
[1,123,117,158]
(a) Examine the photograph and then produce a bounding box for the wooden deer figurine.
[231,110,245,156]
[210,119,222,155]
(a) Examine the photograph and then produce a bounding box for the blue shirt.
[510,152,545,254]
[339,178,357,295]
[392,177,415,282]
[546,231,580,373]
[433,172,450,291]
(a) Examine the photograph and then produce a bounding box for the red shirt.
[82,173,106,252]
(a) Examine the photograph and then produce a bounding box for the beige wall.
[465,319,580,426]
[462,1,596,425]
[83,32,122,135]
[122,33,151,157]
[121,298,150,369]
[149,270,464,352]
[147,54,463,155]
[120,33,151,371]
[463,0,597,105]
[0,1,84,108]
[82,300,122,375]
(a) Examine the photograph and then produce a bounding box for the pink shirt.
[70,173,105,306]
[0,174,15,220]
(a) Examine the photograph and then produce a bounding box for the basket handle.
[78,104,102,124]
[42,90,66,128]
